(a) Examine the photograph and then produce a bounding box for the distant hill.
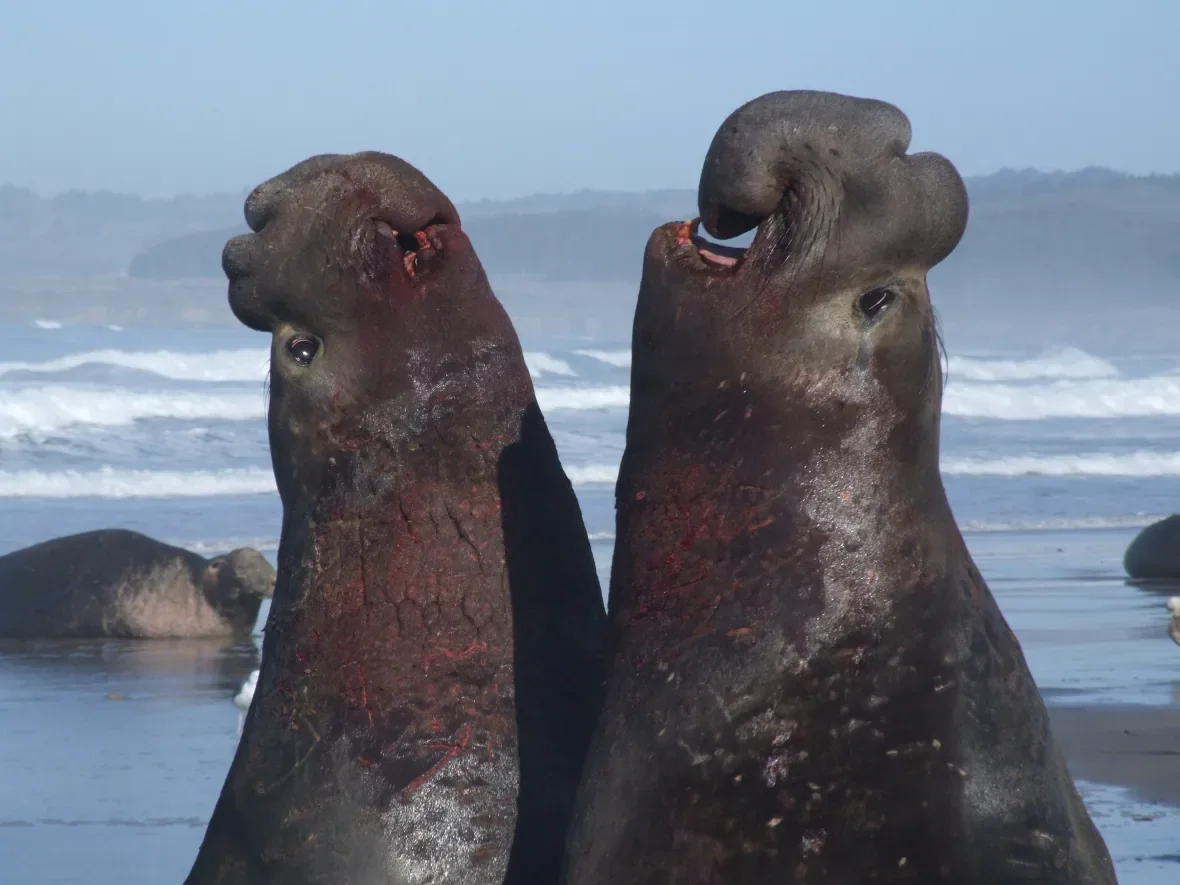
[118,169,1180,302]
[4,168,1180,347]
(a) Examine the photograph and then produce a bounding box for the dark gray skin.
[0,529,274,639]
[562,91,1117,885]
[184,153,606,885]
[1124,515,1180,582]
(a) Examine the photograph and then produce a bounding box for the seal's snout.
[690,89,968,279]
[223,151,466,332]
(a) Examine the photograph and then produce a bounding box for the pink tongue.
[698,248,739,268]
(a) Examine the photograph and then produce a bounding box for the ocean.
[0,317,1178,883]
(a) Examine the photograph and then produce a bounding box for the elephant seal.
[1124,515,1180,582]
[562,91,1117,884]
[185,153,606,885]
[0,529,274,639]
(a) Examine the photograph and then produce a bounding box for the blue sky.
[1,0,1176,200]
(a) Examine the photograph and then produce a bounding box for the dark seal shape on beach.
[0,529,274,639]
[1123,515,1180,582]
[561,91,1117,884]
[184,153,606,885]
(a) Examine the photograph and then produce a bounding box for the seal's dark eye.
[286,336,319,367]
[857,288,896,320]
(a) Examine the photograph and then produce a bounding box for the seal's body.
[562,91,1116,885]
[184,153,606,885]
[0,529,273,639]
[1124,515,1180,581]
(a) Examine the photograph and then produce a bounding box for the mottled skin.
[1124,515,1180,581]
[0,529,274,639]
[562,91,1117,885]
[184,153,606,885]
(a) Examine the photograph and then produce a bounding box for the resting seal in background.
[562,90,1117,884]
[0,529,274,639]
[1123,515,1180,582]
[184,152,607,885]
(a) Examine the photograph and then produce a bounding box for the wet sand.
[1051,704,1180,807]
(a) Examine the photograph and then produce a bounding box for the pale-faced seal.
[184,152,606,885]
[1124,515,1180,582]
[0,529,274,639]
[561,91,1117,884]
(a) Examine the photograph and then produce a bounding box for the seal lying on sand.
[562,91,1117,884]
[185,153,606,885]
[0,529,274,639]
[1124,515,1180,582]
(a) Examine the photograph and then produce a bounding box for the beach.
[0,320,1178,882]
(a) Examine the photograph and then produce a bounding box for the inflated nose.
[221,152,464,332]
[697,89,969,273]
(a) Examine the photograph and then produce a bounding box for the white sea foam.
[535,385,630,411]
[958,515,1162,533]
[524,352,576,378]
[7,447,1179,500]
[0,346,578,383]
[573,348,632,368]
[944,375,1180,420]
[0,466,276,499]
[564,464,620,486]
[181,537,280,556]
[0,348,270,382]
[0,387,266,439]
[0,461,625,500]
[942,450,1180,477]
[946,347,1118,382]
[32,320,63,330]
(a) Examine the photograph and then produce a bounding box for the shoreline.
[1048,704,1180,808]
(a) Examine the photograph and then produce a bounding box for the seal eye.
[286,336,320,367]
[857,288,896,321]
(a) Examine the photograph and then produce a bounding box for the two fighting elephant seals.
[186,93,1115,885]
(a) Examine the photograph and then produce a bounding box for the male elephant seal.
[184,153,606,885]
[561,91,1117,884]
[0,529,273,639]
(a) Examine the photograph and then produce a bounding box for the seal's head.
[199,547,275,632]
[635,90,968,464]
[204,547,277,600]
[222,152,529,515]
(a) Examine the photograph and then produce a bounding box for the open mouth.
[675,219,750,272]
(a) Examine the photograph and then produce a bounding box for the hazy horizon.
[2,163,1175,203]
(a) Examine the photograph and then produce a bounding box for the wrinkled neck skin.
[611,274,953,661]
[197,347,537,884]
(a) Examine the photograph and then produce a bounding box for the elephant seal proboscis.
[561,91,1117,885]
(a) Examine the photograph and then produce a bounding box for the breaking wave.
[0,348,270,382]
[946,347,1118,382]
[0,347,579,383]
[0,387,266,439]
[0,466,276,499]
[573,349,632,368]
